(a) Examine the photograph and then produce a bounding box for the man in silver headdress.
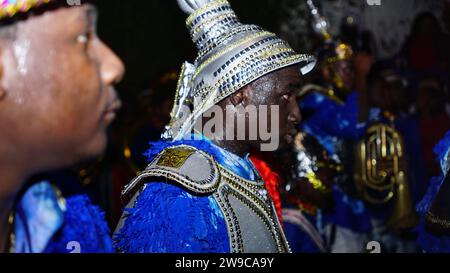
[113,0,316,253]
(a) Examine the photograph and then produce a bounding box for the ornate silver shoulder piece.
[121,145,220,201]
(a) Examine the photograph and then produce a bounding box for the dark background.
[96,0,284,102]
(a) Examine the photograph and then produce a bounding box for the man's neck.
[213,139,249,159]
[0,163,28,253]
[193,129,250,158]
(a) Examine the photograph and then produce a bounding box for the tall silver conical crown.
[163,0,317,140]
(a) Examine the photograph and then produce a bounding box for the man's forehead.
[4,3,97,45]
[277,66,304,82]
[0,1,96,23]
[50,3,97,20]
[36,3,96,30]
[83,3,97,20]
[64,3,97,27]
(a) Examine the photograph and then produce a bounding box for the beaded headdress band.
[163,0,317,140]
[0,0,55,20]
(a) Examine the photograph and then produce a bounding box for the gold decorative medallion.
[156,147,196,168]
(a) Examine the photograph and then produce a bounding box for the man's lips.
[103,99,122,122]
[107,99,122,112]
[284,128,298,145]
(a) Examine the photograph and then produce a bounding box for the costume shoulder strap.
[121,145,220,201]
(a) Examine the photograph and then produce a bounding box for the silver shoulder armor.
[121,145,220,201]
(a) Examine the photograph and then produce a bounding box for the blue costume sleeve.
[44,195,113,253]
[284,222,322,253]
[416,176,450,253]
[416,130,450,253]
[113,182,230,253]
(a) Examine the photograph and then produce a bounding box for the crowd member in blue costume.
[284,129,374,253]
[0,0,125,253]
[300,59,419,252]
[301,1,365,166]
[417,131,450,253]
[365,62,428,206]
[113,0,317,253]
[282,132,339,253]
[356,63,421,253]
[289,1,418,254]
[297,51,374,252]
[284,0,372,253]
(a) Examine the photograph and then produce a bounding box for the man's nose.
[98,41,125,86]
[288,98,301,125]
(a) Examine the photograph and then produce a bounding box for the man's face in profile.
[0,4,125,170]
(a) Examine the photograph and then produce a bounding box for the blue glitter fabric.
[434,131,450,170]
[14,181,112,253]
[417,176,445,217]
[44,195,113,253]
[417,179,450,253]
[416,130,450,253]
[416,130,450,215]
[114,136,259,253]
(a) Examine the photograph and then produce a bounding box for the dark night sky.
[95,0,283,100]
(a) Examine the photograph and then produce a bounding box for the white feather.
[177,0,214,15]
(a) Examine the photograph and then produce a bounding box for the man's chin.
[277,136,291,151]
[78,133,108,161]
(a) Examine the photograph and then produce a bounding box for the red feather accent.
[249,155,283,223]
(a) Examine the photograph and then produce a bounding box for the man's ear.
[229,85,252,106]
